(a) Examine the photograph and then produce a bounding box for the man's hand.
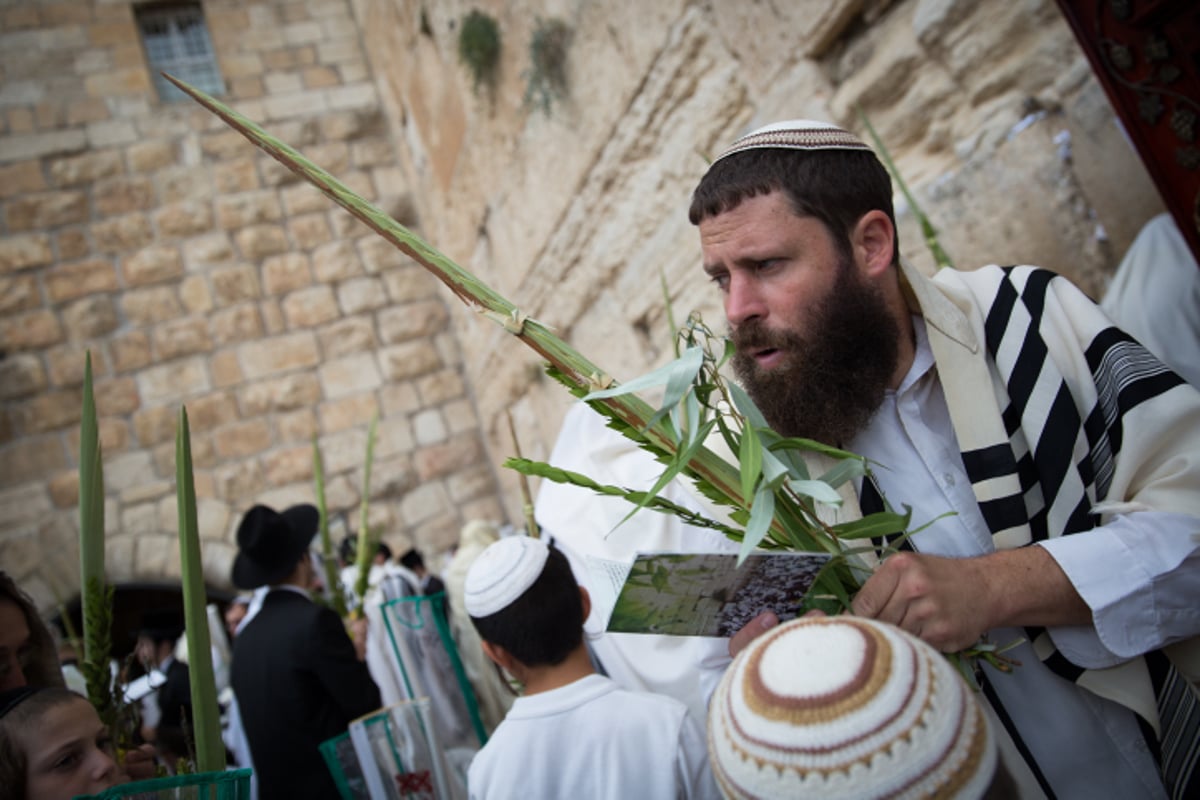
[349,615,369,661]
[122,743,158,781]
[851,548,1091,652]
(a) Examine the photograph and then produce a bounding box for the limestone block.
[122,245,184,287]
[0,233,53,272]
[86,119,139,149]
[1,130,87,162]
[0,526,45,583]
[282,182,330,215]
[214,419,272,459]
[378,300,449,344]
[260,300,285,335]
[0,275,40,314]
[122,479,171,506]
[210,350,242,388]
[211,264,262,306]
[49,470,78,509]
[305,142,351,176]
[201,129,256,161]
[108,330,152,374]
[46,344,103,389]
[91,213,153,253]
[336,276,386,315]
[265,72,305,95]
[312,240,363,282]
[121,286,183,326]
[136,357,211,406]
[135,534,174,579]
[317,315,377,358]
[303,66,342,90]
[127,140,177,173]
[214,158,260,193]
[258,157,302,188]
[445,464,496,504]
[288,214,332,251]
[234,224,289,260]
[379,340,441,382]
[238,331,320,377]
[209,304,263,347]
[371,456,417,498]
[411,408,446,448]
[10,387,76,435]
[203,540,237,588]
[0,432,67,487]
[0,309,62,350]
[216,190,283,230]
[214,461,265,503]
[319,393,379,435]
[62,295,118,339]
[415,369,463,406]
[157,164,216,204]
[182,232,235,269]
[382,265,440,303]
[56,229,89,260]
[0,352,46,400]
[94,175,155,217]
[104,450,157,494]
[153,202,214,239]
[0,161,47,198]
[263,89,329,120]
[318,351,382,399]
[133,405,177,447]
[4,190,88,230]
[380,381,420,416]
[442,398,479,435]
[264,445,313,486]
[414,433,481,481]
[315,426,367,474]
[356,234,409,273]
[94,375,139,416]
[398,481,450,527]
[45,258,119,303]
[262,253,312,295]
[178,275,213,314]
[283,285,339,328]
[104,533,136,582]
[275,407,318,444]
[153,317,212,361]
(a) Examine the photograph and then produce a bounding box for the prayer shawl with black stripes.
[851,260,1200,798]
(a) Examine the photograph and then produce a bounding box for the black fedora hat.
[232,504,320,589]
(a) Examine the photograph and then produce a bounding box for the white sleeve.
[674,707,721,800]
[1038,511,1200,666]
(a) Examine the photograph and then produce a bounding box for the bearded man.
[691,120,1200,799]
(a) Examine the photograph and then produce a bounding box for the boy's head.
[464,537,583,668]
[708,616,1001,799]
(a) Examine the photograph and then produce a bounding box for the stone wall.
[0,0,503,610]
[351,0,1165,526]
[0,0,1170,610]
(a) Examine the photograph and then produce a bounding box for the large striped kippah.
[713,119,871,165]
[708,616,997,799]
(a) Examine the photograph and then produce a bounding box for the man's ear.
[852,209,895,278]
[481,640,516,672]
[579,585,591,622]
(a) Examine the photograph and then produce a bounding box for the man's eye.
[709,273,729,291]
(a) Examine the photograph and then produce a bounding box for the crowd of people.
[2,118,1197,800]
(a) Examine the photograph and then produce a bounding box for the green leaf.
[738,485,775,564]
[738,423,762,504]
[727,381,770,431]
[583,346,703,402]
[786,478,843,506]
[831,510,912,540]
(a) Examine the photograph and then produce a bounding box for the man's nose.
[724,274,767,327]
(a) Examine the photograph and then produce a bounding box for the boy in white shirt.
[464,536,717,800]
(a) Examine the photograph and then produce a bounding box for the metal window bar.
[136,3,224,102]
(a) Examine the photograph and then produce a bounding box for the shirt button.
[943,473,956,487]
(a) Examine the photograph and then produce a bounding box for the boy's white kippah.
[708,616,997,800]
[712,119,871,166]
[464,536,549,618]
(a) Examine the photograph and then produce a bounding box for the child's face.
[22,697,125,800]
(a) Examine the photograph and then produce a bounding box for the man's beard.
[731,259,901,446]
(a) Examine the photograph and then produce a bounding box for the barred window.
[136,2,224,102]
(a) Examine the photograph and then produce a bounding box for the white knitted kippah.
[708,616,997,800]
[463,535,549,618]
[712,119,872,166]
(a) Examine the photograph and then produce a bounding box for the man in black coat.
[134,608,192,765]
[230,503,381,800]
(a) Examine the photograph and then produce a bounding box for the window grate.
[136,3,224,102]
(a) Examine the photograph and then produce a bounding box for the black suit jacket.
[156,658,192,731]
[231,589,381,800]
